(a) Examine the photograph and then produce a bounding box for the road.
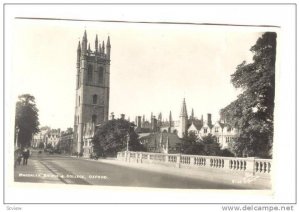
[14,150,253,189]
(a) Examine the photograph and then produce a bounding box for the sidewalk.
[14,156,63,184]
[78,157,272,189]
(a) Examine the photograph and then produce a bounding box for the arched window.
[92,94,97,104]
[78,96,80,105]
[87,64,93,82]
[92,115,97,123]
[98,67,104,83]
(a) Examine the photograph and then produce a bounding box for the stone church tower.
[73,30,111,154]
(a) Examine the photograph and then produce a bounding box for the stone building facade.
[134,98,239,150]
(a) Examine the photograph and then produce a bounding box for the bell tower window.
[88,65,93,82]
[98,67,104,83]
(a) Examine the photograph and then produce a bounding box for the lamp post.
[125,132,130,162]
[15,127,20,149]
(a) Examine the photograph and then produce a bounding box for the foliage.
[180,131,205,155]
[15,94,40,148]
[220,32,276,158]
[200,134,222,156]
[219,148,235,157]
[181,132,226,156]
[92,119,146,157]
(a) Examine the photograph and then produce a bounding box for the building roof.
[138,132,181,148]
[188,119,203,130]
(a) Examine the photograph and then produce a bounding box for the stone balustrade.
[117,151,272,177]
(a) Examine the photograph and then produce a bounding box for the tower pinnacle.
[180,98,188,118]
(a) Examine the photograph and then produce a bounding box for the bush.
[219,149,235,157]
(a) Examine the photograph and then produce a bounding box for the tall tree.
[92,119,145,157]
[220,32,276,158]
[15,94,40,148]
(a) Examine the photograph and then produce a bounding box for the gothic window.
[215,127,219,133]
[92,95,97,104]
[87,64,93,82]
[204,128,207,133]
[98,67,104,83]
[78,96,80,105]
[92,115,97,123]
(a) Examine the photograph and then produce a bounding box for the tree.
[180,131,205,155]
[92,119,145,157]
[15,94,40,148]
[220,32,276,158]
[200,134,222,156]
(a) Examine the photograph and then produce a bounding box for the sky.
[11,19,263,131]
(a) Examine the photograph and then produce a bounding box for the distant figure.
[22,148,30,165]
[14,148,22,168]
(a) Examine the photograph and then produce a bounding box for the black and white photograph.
[2,2,297,209]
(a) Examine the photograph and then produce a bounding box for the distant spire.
[99,43,102,53]
[102,41,105,52]
[95,34,98,52]
[158,112,162,121]
[81,30,87,54]
[180,98,188,118]
[106,36,111,59]
[190,108,194,120]
[77,41,81,51]
[83,30,87,41]
[106,36,111,47]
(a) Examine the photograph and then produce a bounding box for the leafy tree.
[15,94,39,148]
[180,131,205,155]
[200,134,222,156]
[92,119,145,157]
[220,32,276,158]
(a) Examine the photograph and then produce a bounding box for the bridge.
[117,151,272,189]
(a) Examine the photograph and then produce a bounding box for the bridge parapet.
[117,151,272,177]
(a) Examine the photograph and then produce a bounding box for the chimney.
[207,113,212,126]
[111,112,115,120]
[137,116,142,128]
[121,114,125,120]
[151,116,157,131]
